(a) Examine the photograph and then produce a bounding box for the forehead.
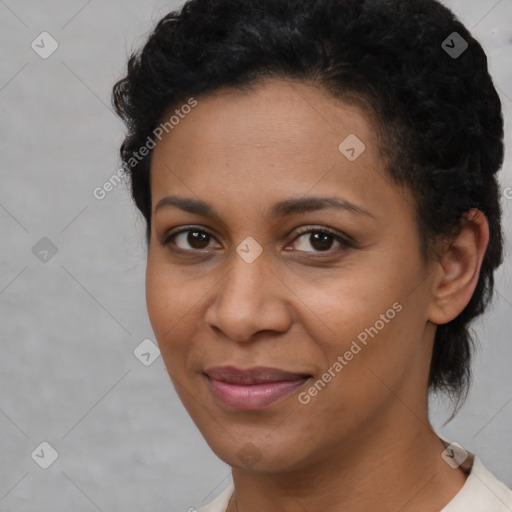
[156,79,378,158]
[149,79,407,225]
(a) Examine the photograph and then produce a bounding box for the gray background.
[0,0,511,511]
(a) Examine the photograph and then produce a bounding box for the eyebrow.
[154,195,374,219]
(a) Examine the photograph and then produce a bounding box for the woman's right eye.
[164,228,217,251]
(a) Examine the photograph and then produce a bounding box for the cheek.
[300,264,425,390]
[145,252,219,384]
[295,309,419,432]
[296,268,399,344]
[145,255,194,356]
[145,260,171,339]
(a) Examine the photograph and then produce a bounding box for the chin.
[204,430,312,474]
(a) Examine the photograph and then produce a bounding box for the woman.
[112,0,512,510]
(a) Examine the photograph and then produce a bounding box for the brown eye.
[291,228,350,253]
[166,229,214,250]
[311,232,334,251]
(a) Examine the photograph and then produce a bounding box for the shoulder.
[189,483,234,512]
[442,454,512,512]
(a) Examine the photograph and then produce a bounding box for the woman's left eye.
[289,228,349,253]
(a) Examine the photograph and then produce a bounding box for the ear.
[428,209,489,325]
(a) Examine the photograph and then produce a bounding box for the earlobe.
[428,209,489,325]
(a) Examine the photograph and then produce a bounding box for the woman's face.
[147,79,438,472]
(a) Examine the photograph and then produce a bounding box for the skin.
[146,79,489,512]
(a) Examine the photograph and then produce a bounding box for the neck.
[227,403,467,512]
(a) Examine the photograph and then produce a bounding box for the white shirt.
[196,448,512,512]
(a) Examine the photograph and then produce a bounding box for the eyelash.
[161,225,353,255]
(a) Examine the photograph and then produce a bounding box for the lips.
[204,366,311,409]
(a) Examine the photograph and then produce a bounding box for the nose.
[204,249,293,343]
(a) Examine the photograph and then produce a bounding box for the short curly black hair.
[112,0,504,407]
